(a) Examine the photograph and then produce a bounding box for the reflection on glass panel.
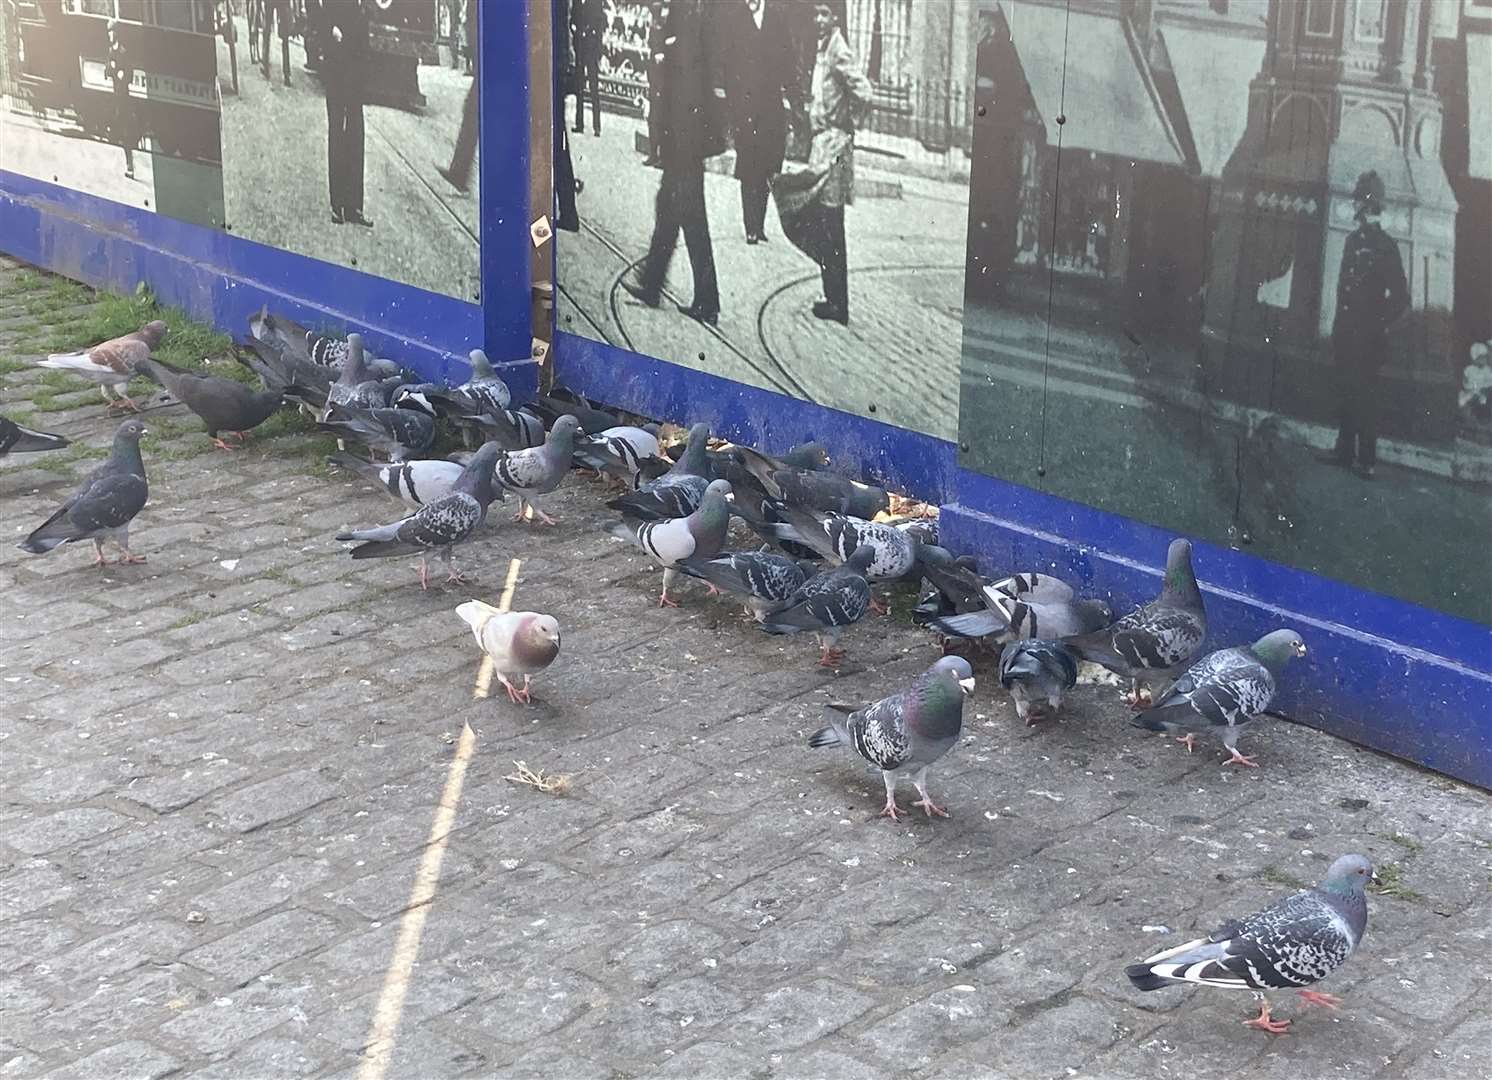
[958,0,1492,625]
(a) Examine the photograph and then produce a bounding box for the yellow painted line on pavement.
[358,558,522,1080]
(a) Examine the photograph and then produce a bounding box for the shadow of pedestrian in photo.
[571,0,606,136]
[322,0,372,227]
[620,0,724,326]
[437,39,479,195]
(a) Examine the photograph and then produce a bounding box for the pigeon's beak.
[1295,641,1309,657]
[1369,870,1381,886]
[958,677,976,696]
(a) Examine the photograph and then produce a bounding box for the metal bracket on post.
[527,0,555,396]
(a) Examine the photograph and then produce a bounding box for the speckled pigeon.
[1126,853,1374,1034]
[808,655,975,820]
[0,414,68,456]
[753,504,919,616]
[494,414,581,525]
[137,357,290,450]
[912,545,989,621]
[456,603,561,704]
[1131,629,1307,767]
[928,572,1112,643]
[35,320,167,412]
[326,334,394,411]
[327,453,501,509]
[421,349,512,421]
[606,422,711,520]
[1065,539,1208,706]
[575,425,664,488]
[674,549,819,620]
[317,401,437,461]
[731,445,890,519]
[19,418,149,565]
[472,406,547,451]
[999,639,1081,725]
[248,307,400,378]
[607,479,733,606]
[759,544,877,666]
[335,442,501,588]
[233,338,330,409]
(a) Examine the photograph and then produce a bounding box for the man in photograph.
[572,0,607,136]
[723,0,794,245]
[437,26,479,195]
[261,0,294,86]
[103,20,138,181]
[1326,170,1409,480]
[803,2,870,324]
[321,0,372,227]
[621,0,724,325]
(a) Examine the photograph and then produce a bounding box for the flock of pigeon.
[2,314,1374,1036]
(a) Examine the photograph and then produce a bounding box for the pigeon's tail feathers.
[326,452,381,483]
[336,520,404,545]
[347,538,417,559]
[37,351,93,369]
[927,610,1007,640]
[674,556,747,595]
[808,712,850,749]
[1127,937,1244,990]
[1128,711,1171,732]
[19,506,81,552]
[455,599,501,636]
[1123,964,1176,992]
[10,428,69,453]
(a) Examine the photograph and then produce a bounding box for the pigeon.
[928,572,1112,643]
[1130,629,1308,767]
[471,406,547,451]
[18,418,149,565]
[1125,853,1375,1034]
[607,479,733,606]
[456,603,561,704]
[575,425,663,488]
[808,656,975,820]
[335,442,501,588]
[759,544,876,666]
[755,504,918,583]
[1064,539,1208,706]
[666,438,830,474]
[417,350,513,421]
[326,334,393,411]
[35,320,167,412]
[731,444,889,518]
[233,338,330,409]
[674,549,818,620]
[999,639,1081,725]
[0,414,69,456]
[531,387,627,436]
[317,402,437,461]
[248,307,403,379]
[327,452,492,509]
[893,517,939,547]
[912,545,988,620]
[136,357,290,449]
[494,414,581,524]
[606,422,711,520]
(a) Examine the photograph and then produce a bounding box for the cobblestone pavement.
[2,259,1490,1079]
[557,114,967,442]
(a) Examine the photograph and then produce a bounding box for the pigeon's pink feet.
[1176,733,1197,753]
[1296,990,1341,1010]
[211,437,239,451]
[108,396,141,413]
[704,582,722,596]
[878,798,905,821]
[913,796,950,819]
[118,553,147,564]
[1224,749,1260,769]
[1243,1002,1291,1034]
[534,510,557,526]
[869,596,889,616]
[658,590,679,608]
[417,559,431,591]
[817,648,844,668]
[445,569,468,585]
[92,552,110,567]
[500,674,532,704]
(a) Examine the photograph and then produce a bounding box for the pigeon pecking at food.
[317,401,437,461]
[335,442,502,589]
[575,424,664,489]
[999,639,1082,726]
[808,655,975,820]
[1064,538,1207,707]
[0,414,69,456]
[674,549,819,621]
[606,422,711,520]
[758,544,876,666]
[137,357,294,450]
[35,320,167,413]
[327,453,492,509]
[495,414,581,525]
[608,478,733,607]
[1130,629,1308,767]
[1126,853,1375,1034]
[18,418,150,565]
[456,603,561,704]
[927,571,1111,644]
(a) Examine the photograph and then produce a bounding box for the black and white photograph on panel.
[212,0,480,300]
[957,0,1492,625]
[0,0,226,227]
[554,0,977,442]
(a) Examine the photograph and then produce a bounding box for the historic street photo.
[554,0,978,442]
[958,0,1492,624]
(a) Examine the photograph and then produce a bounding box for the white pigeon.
[456,602,561,704]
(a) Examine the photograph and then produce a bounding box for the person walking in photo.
[621,0,724,325]
[723,0,794,245]
[802,2,870,324]
[322,0,372,227]
[1326,170,1409,480]
[572,0,607,136]
[104,21,138,181]
[261,0,294,85]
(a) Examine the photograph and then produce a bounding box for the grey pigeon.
[471,406,547,451]
[674,549,818,620]
[929,572,1112,643]
[233,338,330,409]
[1131,629,1308,767]
[326,334,392,410]
[606,422,711,520]
[317,401,437,461]
[912,545,989,620]
[19,418,149,565]
[755,504,919,601]
[494,414,581,524]
[808,656,975,820]
[532,388,627,436]
[456,603,561,703]
[424,349,512,418]
[335,442,501,588]
[999,639,1081,725]
[731,444,890,519]
[35,320,167,412]
[759,544,877,666]
[607,479,733,606]
[137,357,289,449]
[575,425,663,488]
[0,414,69,456]
[1065,539,1208,706]
[327,452,499,509]
[1126,853,1374,1034]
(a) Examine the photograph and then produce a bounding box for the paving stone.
[38,1040,180,1080]
[180,909,345,987]
[4,808,132,856]
[118,758,256,813]
[204,769,341,832]
[727,978,876,1051]
[194,856,335,922]
[49,919,197,981]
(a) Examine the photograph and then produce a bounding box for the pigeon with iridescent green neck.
[1131,629,1307,767]
[1126,853,1374,1034]
[608,479,733,606]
